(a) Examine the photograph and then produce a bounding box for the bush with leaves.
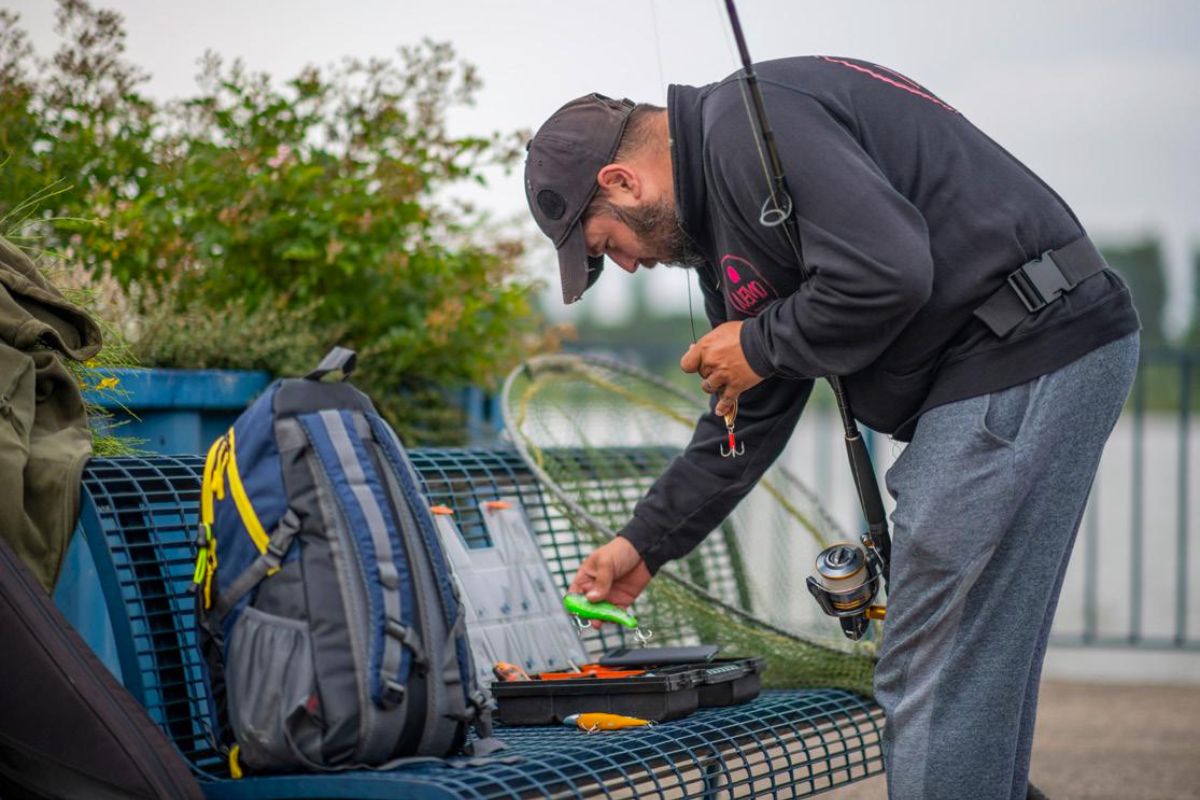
[38,262,145,456]
[1,0,547,443]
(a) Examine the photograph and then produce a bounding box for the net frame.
[500,353,877,693]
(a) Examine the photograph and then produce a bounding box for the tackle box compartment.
[491,657,766,726]
[492,670,699,725]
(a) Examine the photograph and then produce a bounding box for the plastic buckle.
[469,689,496,713]
[261,540,287,575]
[195,522,212,549]
[385,617,408,642]
[1006,250,1070,313]
[381,679,407,707]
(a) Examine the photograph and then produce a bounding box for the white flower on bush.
[267,144,294,169]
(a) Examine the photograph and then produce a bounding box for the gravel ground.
[823,680,1200,799]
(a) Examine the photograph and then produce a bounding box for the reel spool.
[805,538,885,641]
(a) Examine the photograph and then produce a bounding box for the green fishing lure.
[562,593,638,628]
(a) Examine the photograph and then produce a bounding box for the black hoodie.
[617,56,1139,574]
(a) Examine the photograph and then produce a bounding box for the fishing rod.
[722,0,890,640]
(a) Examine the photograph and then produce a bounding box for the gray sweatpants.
[874,333,1139,799]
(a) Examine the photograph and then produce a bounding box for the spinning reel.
[806,534,887,641]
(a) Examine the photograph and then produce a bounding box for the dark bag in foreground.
[193,348,501,774]
[0,533,202,799]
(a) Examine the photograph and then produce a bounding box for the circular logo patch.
[537,189,567,221]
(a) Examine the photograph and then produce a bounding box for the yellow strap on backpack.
[228,744,243,779]
[195,428,278,609]
[201,435,224,524]
[194,436,227,609]
[223,428,270,555]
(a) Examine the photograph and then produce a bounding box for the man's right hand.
[568,536,652,621]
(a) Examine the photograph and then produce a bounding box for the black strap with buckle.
[974,236,1109,338]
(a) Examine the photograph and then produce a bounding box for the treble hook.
[720,400,745,458]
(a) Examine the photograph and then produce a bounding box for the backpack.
[192,347,501,774]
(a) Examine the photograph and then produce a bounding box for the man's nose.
[612,253,638,273]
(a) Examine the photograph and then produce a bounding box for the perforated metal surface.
[80,456,223,777]
[205,691,883,799]
[79,452,884,797]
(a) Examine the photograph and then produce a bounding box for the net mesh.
[501,354,877,695]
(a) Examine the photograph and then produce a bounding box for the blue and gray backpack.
[193,348,501,774]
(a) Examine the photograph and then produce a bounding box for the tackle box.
[657,657,766,708]
[490,657,766,726]
[492,670,699,725]
[428,495,765,726]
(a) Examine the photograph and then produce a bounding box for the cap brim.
[556,223,603,304]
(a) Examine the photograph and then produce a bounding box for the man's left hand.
[680,320,764,416]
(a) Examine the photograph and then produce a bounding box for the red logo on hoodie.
[721,254,776,315]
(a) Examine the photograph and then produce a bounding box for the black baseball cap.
[524,93,636,304]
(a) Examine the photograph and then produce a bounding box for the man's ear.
[595,163,641,201]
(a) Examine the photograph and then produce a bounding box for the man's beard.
[610,197,706,269]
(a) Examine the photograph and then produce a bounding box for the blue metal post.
[1130,361,1145,644]
[1177,359,1191,646]
[85,368,269,455]
[463,386,486,446]
[1083,479,1099,643]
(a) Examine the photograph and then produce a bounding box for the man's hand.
[568,537,652,626]
[680,320,764,416]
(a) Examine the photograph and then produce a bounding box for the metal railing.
[822,349,1199,652]
[1054,349,1197,650]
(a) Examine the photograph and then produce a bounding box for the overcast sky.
[10,0,1200,332]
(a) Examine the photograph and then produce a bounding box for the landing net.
[501,354,875,694]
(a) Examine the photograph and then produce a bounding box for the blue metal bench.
[66,451,884,799]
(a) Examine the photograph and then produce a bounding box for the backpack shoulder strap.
[363,413,506,757]
[212,509,302,622]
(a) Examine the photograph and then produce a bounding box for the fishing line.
[648,0,668,98]
[708,0,775,212]
[685,269,698,344]
[711,0,741,66]
[710,0,801,273]
[652,0,701,346]
[735,75,807,269]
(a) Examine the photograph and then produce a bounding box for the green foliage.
[1095,240,1200,412]
[1102,239,1166,346]
[1128,353,1200,413]
[112,278,343,377]
[1187,251,1200,349]
[1,1,547,444]
[36,261,146,456]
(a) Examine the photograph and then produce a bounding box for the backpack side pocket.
[226,606,322,772]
